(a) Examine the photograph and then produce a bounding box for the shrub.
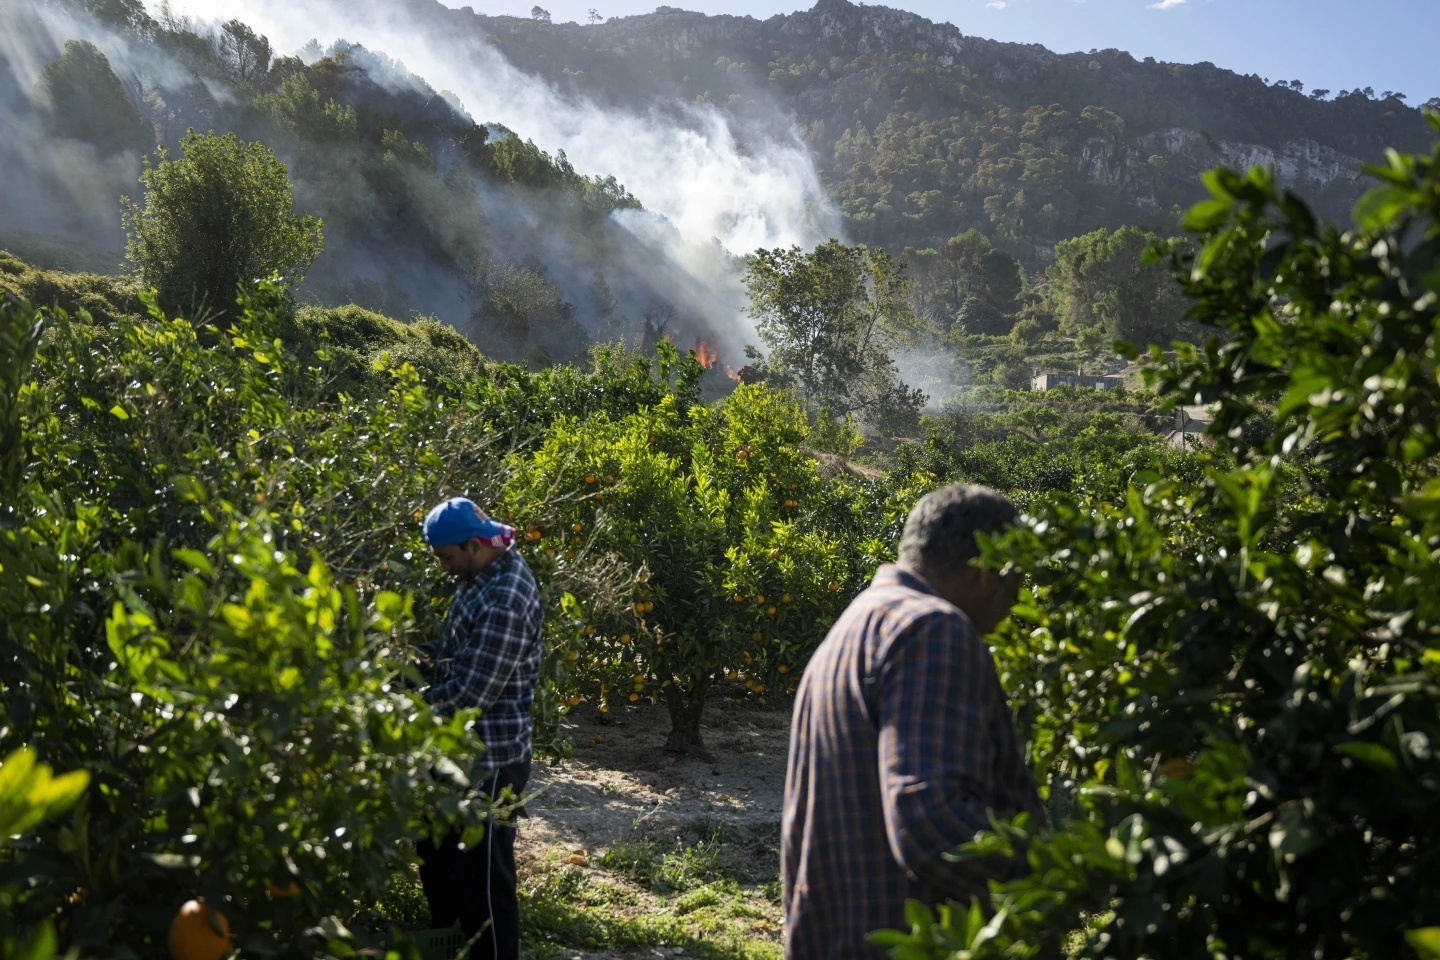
[503,347,855,757]
[877,121,1440,960]
[0,287,516,956]
[122,131,322,317]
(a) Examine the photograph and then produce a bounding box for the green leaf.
[866,930,911,948]
[1352,184,1412,231]
[1333,741,1398,770]
[172,548,214,575]
[109,404,130,420]
[1403,479,1440,521]
[904,898,933,933]
[1406,928,1440,960]
[0,748,89,838]
[13,922,58,960]
[1182,198,1232,232]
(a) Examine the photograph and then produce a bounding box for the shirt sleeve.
[425,576,535,716]
[876,610,1017,899]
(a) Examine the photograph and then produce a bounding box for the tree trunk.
[663,680,714,762]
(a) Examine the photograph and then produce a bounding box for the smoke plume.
[150,0,842,359]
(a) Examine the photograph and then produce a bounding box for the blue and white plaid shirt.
[781,564,1043,958]
[422,547,543,772]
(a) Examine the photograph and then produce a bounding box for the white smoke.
[147,0,841,354]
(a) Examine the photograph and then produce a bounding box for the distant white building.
[1031,372,1126,391]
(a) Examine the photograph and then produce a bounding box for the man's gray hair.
[896,484,1018,577]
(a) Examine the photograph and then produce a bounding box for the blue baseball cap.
[422,497,516,549]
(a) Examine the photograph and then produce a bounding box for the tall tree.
[744,240,925,433]
[122,131,322,316]
[1048,225,1190,348]
[40,40,152,155]
[218,19,271,85]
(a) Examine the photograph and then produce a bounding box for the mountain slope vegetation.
[415,0,1434,260]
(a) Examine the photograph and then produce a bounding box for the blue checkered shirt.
[781,564,1043,959]
[422,548,543,772]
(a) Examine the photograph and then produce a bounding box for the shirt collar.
[870,563,940,598]
[463,545,514,584]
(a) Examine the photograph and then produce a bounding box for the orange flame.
[695,339,718,369]
[724,364,741,382]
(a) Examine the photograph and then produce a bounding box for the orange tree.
[503,344,861,759]
[876,124,1440,958]
[0,285,526,956]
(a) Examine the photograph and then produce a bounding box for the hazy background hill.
[426,0,1433,262]
[1,0,1433,371]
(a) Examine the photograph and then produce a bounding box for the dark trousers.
[418,760,530,960]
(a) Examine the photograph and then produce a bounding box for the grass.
[519,833,783,960]
[363,826,783,960]
[598,831,730,894]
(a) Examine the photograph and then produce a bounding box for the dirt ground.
[515,697,794,959]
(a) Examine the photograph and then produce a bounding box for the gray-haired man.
[781,483,1043,958]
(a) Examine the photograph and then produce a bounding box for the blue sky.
[449,0,1439,104]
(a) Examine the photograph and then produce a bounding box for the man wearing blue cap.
[417,496,542,960]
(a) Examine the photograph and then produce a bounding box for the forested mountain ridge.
[409,0,1434,261]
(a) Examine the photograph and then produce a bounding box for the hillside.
[2,0,1434,368]
[401,0,1434,261]
[0,0,729,364]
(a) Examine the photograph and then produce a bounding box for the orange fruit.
[752,631,763,643]
[827,582,839,592]
[628,692,640,702]
[585,474,597,484]
[777,664,789,674]
[566,650,579,661]
[767,606,777,617]
[619,633,631,645]
[568,696,583,705]
[266,880,299,898]
[168,900,230,960]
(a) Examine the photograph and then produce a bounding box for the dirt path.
[519,698,792,868]
[515,698,794,960]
